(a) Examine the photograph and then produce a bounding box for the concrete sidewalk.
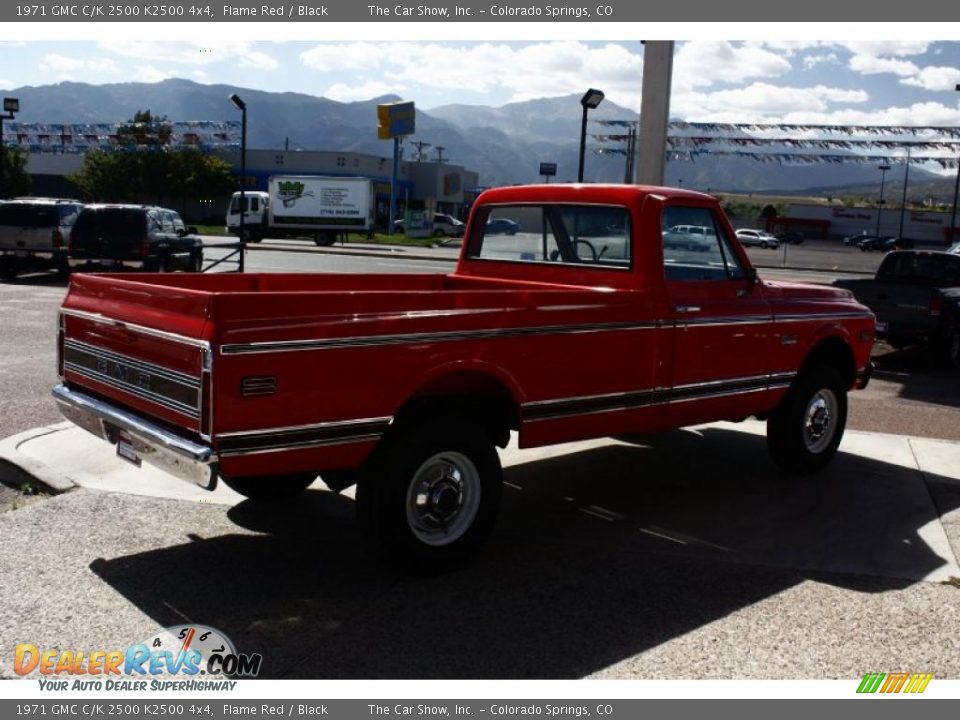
[2,419,959,585]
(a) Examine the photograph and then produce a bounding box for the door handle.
[674,305,701,313]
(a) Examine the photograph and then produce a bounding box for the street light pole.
[229,94,247,272]
[950,83,960,245]
[898,148,911,241]
[578,88,604,183]
[876,163,891,238]
[1,97,21,200]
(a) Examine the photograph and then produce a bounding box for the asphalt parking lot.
[1,241,960,680]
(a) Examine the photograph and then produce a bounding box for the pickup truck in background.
[836,250,960,367]
[54,184,875,570]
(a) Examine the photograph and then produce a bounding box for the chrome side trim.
[53,384,217,488]
[220,320,661,355]
[677,314,771,327]
[216,417,391,457]
[775,312,874,323]
[61,308,211,350]
[522,371,797,422]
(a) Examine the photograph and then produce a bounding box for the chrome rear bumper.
[52,384,218,489]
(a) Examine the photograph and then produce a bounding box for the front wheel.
[314,232,336,246]
[356,415,502,572]
[767,365,847,474]
[220,472,317,501]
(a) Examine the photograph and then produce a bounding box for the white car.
[736,229,780,249]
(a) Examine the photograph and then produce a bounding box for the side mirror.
[744,267,759,283]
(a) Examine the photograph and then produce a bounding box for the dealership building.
[769,203,958,245]
[23,147,482,226]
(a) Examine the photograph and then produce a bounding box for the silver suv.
[0,198,84,280]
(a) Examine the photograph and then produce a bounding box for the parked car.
[663,224,714,252]
[735,229,780,249]
[836,250,960,366]
[68,205,203,273]
[857,236,913,252]
[0,197,84,280]
[844,234,877,247]
[948,241,960,254]
[777,231,805,244]
[485,218,520,235]
[395,213,465,237]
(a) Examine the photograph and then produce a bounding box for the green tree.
[69,110,234,215]
[0,146,32,199]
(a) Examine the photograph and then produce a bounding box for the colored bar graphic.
[857,672,932,694]
[857,673,886,693]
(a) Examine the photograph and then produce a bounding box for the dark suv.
[0,198,84,279]
[68,205,203,272]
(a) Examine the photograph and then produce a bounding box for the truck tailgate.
[59,274,213,438]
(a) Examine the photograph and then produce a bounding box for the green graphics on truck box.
[269,176,372,229]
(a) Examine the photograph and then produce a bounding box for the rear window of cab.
[467,203,631,270]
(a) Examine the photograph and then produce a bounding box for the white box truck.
[226,175,374,246]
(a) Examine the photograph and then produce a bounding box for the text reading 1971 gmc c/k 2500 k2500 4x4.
[52,185,876,570]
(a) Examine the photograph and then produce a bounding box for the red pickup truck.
[53,184,875,569]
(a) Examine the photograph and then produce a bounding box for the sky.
[1,39,959,126]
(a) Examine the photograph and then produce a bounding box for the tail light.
[52,229,63,249]
[930,292,943,317]
[140,235,151,258]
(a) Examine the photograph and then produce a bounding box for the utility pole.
[435,146,446,164]
[635,41,674,185]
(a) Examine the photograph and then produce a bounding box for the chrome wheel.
[803,389,838,454]
[405,451,481,547]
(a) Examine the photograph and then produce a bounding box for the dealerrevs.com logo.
[14,625,262,691]
[857,673,933,694]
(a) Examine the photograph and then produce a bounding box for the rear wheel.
[356,415,502,572]
[760,241,769,249]
[189,251,203,273]
[767,365,847,474]
[220,472,317,501]
[314,232,336,246]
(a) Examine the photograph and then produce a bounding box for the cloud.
[673,41,791,91]
[239,51,279,71]
[38,53,121,80]
[849,54,919,77]
[132,66,172,83]
[900,66,960,92]
[299,41,644,108]
[325,80,406,102]
[98,40,278,70]
[802,53,839,71]
[672,82,868,120]
[688,101,960,128]
[842,41,930,57]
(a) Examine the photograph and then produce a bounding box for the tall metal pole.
[389,135,399,234]
[951,159,959,245]
[577,103,589,183]
[899,149,911,240]
[951,83,960,245]
[875,164,889,238]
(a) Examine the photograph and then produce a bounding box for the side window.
[250,196,259,212]
[468,204,631,269]
[148,212,163,233]
[661,206,745,281]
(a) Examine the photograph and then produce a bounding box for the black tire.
[189,251,203,273]
[314,232,335,247]
[767,365,848,474]
[220,472,317,502]
[356,415,502,572]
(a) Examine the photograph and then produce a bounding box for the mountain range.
[4,77,956,197]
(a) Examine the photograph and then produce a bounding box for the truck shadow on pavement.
[89,427,960,679]
[872,345,960,411]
